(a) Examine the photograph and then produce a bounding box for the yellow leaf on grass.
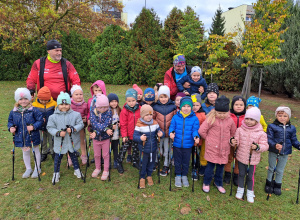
[4,193,9,196]
[42,172,46,176]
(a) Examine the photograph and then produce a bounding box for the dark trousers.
[111,139,119,162]
[54,151,79,172]
[203,161,225,186]
[238,161,256,191]
[140,152,156,179]
[173,147,192,176]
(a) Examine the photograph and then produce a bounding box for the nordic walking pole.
[192,139,198,193]
[296,168,300,204]
[53,136,64,185]
[28,128,41,181]
[157,136,161,184]
[169,132,175,191]
[11,126,16,181]
[243,147,253,200]
[138,139,146,189]
[84,129,93,183]
[230,145,237,196]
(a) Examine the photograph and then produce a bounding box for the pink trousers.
[93,138,110,171]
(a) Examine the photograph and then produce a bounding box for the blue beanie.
[144,88,155,101]
[107,93,119,103]
[125,88,137,100]
[246,96,261,108]
[57,92,71,105]
[180,96,193,109]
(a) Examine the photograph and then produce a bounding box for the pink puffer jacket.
[235,121,269,165]
[199,115,236,164]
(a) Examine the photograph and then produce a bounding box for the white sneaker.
[235,187,244,200]
[52,172,60,183]
[247,189,255,203]
[22,169,32,178]
[74,169,83,178]
[31,169,41,178]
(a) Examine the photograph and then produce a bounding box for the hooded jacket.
[177,75,208,100]
[87,80,107,119]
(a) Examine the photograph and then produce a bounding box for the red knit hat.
[38,86,52,100]
[132,84,143,95]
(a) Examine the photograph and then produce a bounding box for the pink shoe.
[91,169,101,178]
[80,155,87,165]
[68,155,73,167]
[101,171,109,181]
[202,184,210,193]
[214,183,226,194]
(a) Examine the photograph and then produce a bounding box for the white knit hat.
[158,85,170,99]
[275,106,291,119]
[70,84,83,95]
[14,88,31,102]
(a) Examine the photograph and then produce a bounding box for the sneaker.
[147,176,154,186]
[191,170,198,181]
[101,171,109,181]
[41,154,47,162]
[160,166,169,176]
[233,173,239,186]
[74,169,83,178]
[22,169,32,178]
[235,187,244,200]
[247,189,255,203]
[214,183,226,194]
[182,176,189,187]
[132,162,140,170]
[223,171,231,184]
[80,155,88,165]
[52,172,60,183]
[202,184,210,193]
[126,155,132,163]
[139,178,146,189]
[198,166,206,176]
[175,176,182,187]
[117,163,124,174]
[91,169,101,178]
[31,169,41,178]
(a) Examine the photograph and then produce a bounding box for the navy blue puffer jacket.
[177,75,208,100]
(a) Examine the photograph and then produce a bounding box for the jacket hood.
[90,80,107,96]
[273,119,291,127]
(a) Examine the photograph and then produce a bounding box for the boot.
[247,189,255,203]
[233,173,239,186]
[117,162,124,174]
[235,187,244,200]
[223,171,231,184]
[273,182,282,195]
[132,162,140,170]
[41,154,47,162]
[139,178,145,189]
[265,179,273,194]
[52,172,60,183]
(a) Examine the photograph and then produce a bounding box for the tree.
[209,6,226,36]
[0,0,123,53]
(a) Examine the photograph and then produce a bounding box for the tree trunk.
[258,68,263,98]
[241,65,252,100]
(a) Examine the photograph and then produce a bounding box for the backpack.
[39,56,70,94]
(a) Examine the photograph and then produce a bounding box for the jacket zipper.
[237,115,240,128]
[283,125,286,155]
[181,117,185,148]
[21,112,26,147]
[148,125,152,153]
[164,105,166,135]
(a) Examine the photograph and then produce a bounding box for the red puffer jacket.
[230,113,245,128]
[120,104,141,140]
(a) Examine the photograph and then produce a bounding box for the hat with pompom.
[14,88,31,102]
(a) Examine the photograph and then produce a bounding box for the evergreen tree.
[209,6,225,36]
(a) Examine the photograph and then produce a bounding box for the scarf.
[140,118,153,125]
[71,98,85,106]
[47,54,60,63]
[180,111,191,118]
[16,105,31,113]
[125,103,139,112]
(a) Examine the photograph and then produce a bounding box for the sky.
[123,0,254,32]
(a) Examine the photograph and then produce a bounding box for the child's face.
[137,94,143,101]
[109,100,118,109]
[143,113,153,122]
[18,98,30,107]
[39,99,50,105]
[58,103,70,112]
[244,118,257,127]
[193,102,201,112]
[181,104,192,115]
[216,111,229,120]
[159,94,169,105]
[233,100,245,113]
[97,106,108,113]
[276,111,289,125]
[145,100,153,105]
[175,96,182,107]
[126,97,137,108]
[72,89,83,102]
[207,92,218,103]
[191,72,201,82]
[93,86,102,96]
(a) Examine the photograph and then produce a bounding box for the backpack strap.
[39,56,47,89]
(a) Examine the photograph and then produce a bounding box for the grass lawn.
[0,81,300,219]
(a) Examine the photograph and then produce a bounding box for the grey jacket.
[47,108,84,154]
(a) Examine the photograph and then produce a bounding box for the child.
[202,83,219,115]
[199,95,236,194]
[177,66,207,100]
[140,88,156,107]
[191,93,206,180]
[154,83,163,102]
[246,96,267,132]
[223,96,246,185]
[265,106,300,196]
[174,92,186,111]
[169,97,200,187]
[133,105,164,188]
[89,94,113,180]
[133,84,143,105]
[231,107,268,203]
[153,85,177,176]
[47,92,84,183]
[117,88,141,173]
[8,88,43,178]
[32,86,57,161]
[70,85,88,165]
[108,93,122,169]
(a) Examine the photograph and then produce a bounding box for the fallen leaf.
[142,193,147,198]
[4,193,9,196]
[77,195,81,198]
[42,172,46,176]
[38,188,44,191]
[92,189,97,192]
[15,181,20,184]
[180,207,191,215]
[151,193,154,197]
[70,189,75,191]
[186,203,191,207]
[284,188,290,191]
[131,193,134,198]
[4,183,9,186]
[36,205,40,209]
[1,186,7,189]
[196,208,203,214]
[206,195,210,201]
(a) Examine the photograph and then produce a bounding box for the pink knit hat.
[95,94,109,107]
[245,107,261,123]
[133,84,143,95]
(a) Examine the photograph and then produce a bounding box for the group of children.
[8,73,300,203]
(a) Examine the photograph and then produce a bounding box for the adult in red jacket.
[164,54,192,101]
[26,40,81,100]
